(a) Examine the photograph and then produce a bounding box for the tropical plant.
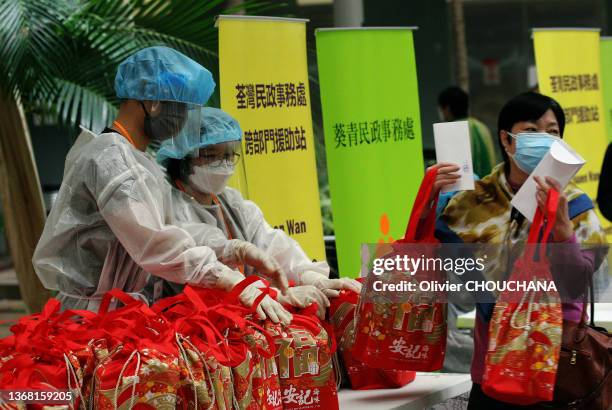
[0,0,275,312]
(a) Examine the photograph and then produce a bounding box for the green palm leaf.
[1,0,280,131]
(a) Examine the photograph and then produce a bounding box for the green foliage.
[0,0,278,131]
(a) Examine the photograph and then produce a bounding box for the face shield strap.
[139,100,151,118]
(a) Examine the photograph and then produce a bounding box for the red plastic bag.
[352,168,447,371]
[329,287,416,390]
[264,313,339,410]
[482,189,563,405]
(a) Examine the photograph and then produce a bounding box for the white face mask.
[188,163,235,194]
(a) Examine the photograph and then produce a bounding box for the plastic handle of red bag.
[41,299,62,319]
[98,288,143,315]
[527,188,559,244]
[403,167,440,241]
[183,285,210,312]
[525,188,559,261]
[52,309,98,325]
[151,292,188,314]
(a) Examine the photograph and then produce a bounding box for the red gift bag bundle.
[0,299,101,409]
[328,287,416,390]
[175,278,283,410]
[228,323,282,410]
[0,274,341,409]
[352,168,447,371]
[482,189,563,405]
[264,311,338,410]
[152,288,240,410]
[91,289,182,410]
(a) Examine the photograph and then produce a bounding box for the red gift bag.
[91,290,181,410]
[153,287,241,410]
[352,168,447,371]
[482,189,563,405]
[329,287,416,390]
[264,313,339,410]
[179,278,283,410]
[0,299,99,409]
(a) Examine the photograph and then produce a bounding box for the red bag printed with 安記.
[352,167,447,371]
[482,189,563,405]
[264,310,339,410]
[328,286,416,389]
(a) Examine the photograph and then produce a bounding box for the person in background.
[438,86,498,177]
[33,47,290,323]
[427,92,608,408]
[597,142,612,222]
[154,107,362,318]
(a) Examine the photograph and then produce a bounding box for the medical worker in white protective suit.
[33,47,290,321]
[154,107,362,318]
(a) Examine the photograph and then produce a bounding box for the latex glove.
[299,270,362,298]
[216,269,292,324]
[275,285,330,319]
[231,240,289,293]
[240,284,293,324]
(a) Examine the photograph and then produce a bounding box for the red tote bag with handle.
[352,168,448,371]
[329,287,416,389]
[482,189,563,405]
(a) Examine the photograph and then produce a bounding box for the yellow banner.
[533,28,612,240]
[217,16,325,260]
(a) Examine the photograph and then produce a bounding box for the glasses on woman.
[198,151,241,167]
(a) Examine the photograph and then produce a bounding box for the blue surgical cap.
[115,46,215,105]
[157,107,242,165]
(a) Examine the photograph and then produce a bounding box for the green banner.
[601,37,612,142]
[315,28,424,278]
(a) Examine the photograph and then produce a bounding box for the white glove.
[299,270,362,298]
[239,283,293,325]
[275,285,330,319]
[231,240,289,293]
[216,268,292,325]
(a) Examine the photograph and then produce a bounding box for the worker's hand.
[275,285,330,319]
[239,283,293,325]
[231,240,289,293]
[300,271,362,298]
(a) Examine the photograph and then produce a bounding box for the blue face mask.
[507,132,560,173]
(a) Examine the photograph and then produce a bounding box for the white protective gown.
[158,186,330,296]
[33,129,241,310]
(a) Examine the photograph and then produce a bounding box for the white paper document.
[433,121,475,192]
[511,139,585,222]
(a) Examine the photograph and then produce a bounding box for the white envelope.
[511,139,585,222]
[433,120,475,192]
